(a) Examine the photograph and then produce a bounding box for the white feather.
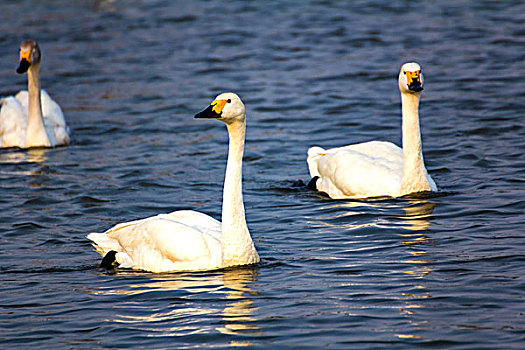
[307,62,437,199]
[0,40,70,148]
[87,93,259,273]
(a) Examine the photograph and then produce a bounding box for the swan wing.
[40,90,70,145]
[87,210,222,272]
[14,90,29,115]
[0,96,27,148]
[309,141,403,199]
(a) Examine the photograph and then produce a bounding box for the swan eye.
[227,99,231,103]
[403,71,406,75]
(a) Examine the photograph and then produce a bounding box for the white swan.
[0,40,70,148]
[307,62,437,199]
[87,92,260,272]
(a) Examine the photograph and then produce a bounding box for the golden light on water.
[90,267,261,344]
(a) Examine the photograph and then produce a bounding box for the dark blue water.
[1,1,524,349]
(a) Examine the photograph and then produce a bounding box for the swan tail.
[87,232,135,268]
[87,232,122,255]
[307,146,326,178]
[307,146,326,158]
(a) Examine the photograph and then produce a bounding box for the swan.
[87,92,260,272]
[307,62,437,199]
[0,40,70,148]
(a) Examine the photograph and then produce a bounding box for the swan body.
[87,93,259,273]
[307,62,437,199]
[0,40,70,148]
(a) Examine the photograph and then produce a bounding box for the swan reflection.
[90,266,260,344]
[217,267,261,340]
[396,199,436,275]
[307,197,435,233]
[0,148,50,184]
[308,196,436,341]
[0,148,48,163]
[396,198,436,340]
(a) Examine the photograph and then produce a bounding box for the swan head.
[17,40,41,74]
[399,62,424,94]
[194,92,245,124]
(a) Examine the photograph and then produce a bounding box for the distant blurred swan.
[87,92,260,273]
[307,62,437,199]
[0,40,70,148]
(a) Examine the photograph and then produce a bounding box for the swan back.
[88,210,224,272]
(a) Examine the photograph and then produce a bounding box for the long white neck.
[221,120,259,267]
[25,64,51,148]
[400,92,432,194]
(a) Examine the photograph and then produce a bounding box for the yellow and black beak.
[16,49,32,74]
[194,99,228,119]
[406,70,423,92]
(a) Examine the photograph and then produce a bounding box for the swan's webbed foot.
[99,250,119,271]
[307,176,319,190]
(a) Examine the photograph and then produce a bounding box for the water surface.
[1,1,524,349]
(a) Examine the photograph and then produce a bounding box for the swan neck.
[401,93,421,154]
[221,120,258,266]
[26,64,50,147]
[401,92,431,193]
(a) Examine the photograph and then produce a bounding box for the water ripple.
[0,0,524,349]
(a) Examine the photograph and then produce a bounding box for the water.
[1,0,524,348]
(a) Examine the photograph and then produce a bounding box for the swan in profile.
[87,92,259,272]
[307,62,437,199]
[0,40,70,148]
